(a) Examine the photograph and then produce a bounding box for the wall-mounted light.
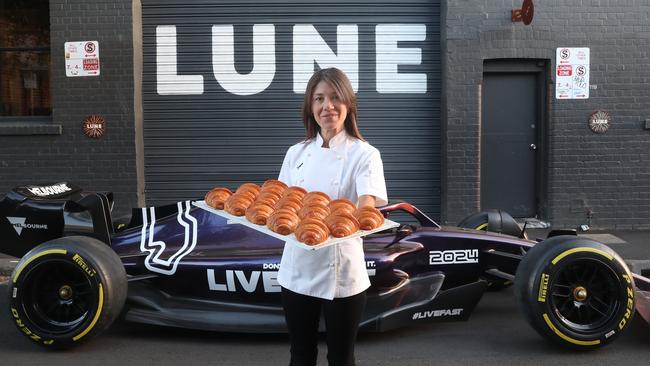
[512,0,534,25]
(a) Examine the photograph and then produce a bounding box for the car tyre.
[8,236,127,349]
[515,235,635,350]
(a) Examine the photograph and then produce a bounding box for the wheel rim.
[19,258,97,334]
[549,257,621,332]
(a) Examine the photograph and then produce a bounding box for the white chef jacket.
[277,130,388,300]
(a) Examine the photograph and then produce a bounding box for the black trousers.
[281,287,367,366]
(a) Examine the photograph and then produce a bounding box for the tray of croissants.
[194,179,399,250]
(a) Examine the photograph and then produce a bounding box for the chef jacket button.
[337,156,342,160]
[329,263,334,267]
[307,153,311,157]
[332,181,339,186]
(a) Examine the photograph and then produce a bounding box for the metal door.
[141,0,442,219]
[481,69,540,217]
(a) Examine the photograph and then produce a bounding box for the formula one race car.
[1,182,649,350]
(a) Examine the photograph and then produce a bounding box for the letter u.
[212,24,276,96]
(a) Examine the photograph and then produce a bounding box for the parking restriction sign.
[557,65,572,77]
[65,41,100,77]
[555,47,589,99]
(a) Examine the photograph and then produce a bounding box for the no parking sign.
[555,47,589,99]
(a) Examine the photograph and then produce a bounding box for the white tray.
[193,200,400,250]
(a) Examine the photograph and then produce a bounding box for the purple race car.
[1,182,649,350]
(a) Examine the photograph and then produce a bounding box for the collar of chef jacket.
[314,129,348,150]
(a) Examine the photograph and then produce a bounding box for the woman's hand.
[358,194,376,208]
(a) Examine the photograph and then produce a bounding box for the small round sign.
[588,111,610,134]
[82,115,106,138]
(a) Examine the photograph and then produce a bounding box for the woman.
[277,68,388,366]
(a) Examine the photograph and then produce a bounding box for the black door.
[481,64,543,217]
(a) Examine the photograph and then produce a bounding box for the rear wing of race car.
[0,182,114,257]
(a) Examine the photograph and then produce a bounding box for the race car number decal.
[140,201,198,275]
[429,249,479,265]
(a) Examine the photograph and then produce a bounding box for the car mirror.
[384,224,414,248]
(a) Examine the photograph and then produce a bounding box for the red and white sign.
[83,58,100,71]
[557,65,572,76]
[65,41,101,77]
[556,47,589,99]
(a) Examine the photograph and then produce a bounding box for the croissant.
[245,202,275,225]
[204,187,233,209]
[297,205,330,221]
[354,206,385,230]
[224,193,254,216]
[262,179,288,190]
[267,208,300,235]
[235,189,257,203]
[260,185,285,200]
[275,195,303,213]
[329,199,356,216]
[255,191,282,206]
[282,186,307,200]
[303,191,331,207]
[325,213,360,238]
[236,183,261,197]
[295,218,330,245]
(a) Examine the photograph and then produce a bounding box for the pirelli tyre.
[515,236,635,350]
[8,236,127,349]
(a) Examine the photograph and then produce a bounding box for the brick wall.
[0,0,137,217]
[444,0,650,229]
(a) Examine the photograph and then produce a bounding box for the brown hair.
[301,68,365,141]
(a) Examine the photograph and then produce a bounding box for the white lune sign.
[156,24,428,95]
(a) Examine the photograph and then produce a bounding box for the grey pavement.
[1,229,649,280]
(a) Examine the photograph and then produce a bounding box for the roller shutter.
[142,0,442,220]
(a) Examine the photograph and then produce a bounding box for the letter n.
[293,25,358,93]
